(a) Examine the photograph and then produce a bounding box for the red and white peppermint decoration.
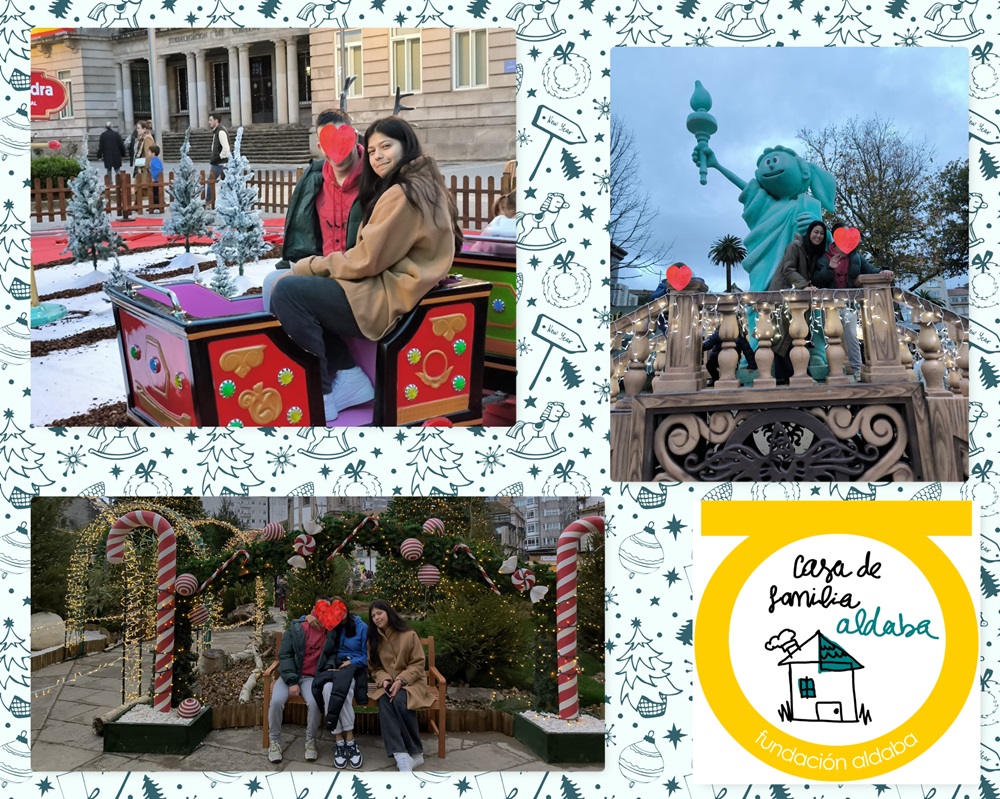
[177,698,202,718]
[400,538,424,561]
[293,533,316,556]
[175,573,199,597]
[512,568,536,592]
[189,605,210,626]
[417,564,441,586]
[258,522,285,541]
[422,517,446,536]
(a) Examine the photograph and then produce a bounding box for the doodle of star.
[594,132,605,143]
[581,239,592,249]
[605,722,616,745]
[394,11,407,24]
[528,464,541,478]
[790,29,801,38]
[527,88,537,97]
[470,426,486,437]
[581,448,591,457]
[664,515,686,540]
[110,464,123,478]
[162,447,173,457]
[475,446,504,477]
[527,297,537,306]
[812,11,824,23]
[50,426,68,437]
[394,430,407,443]
[601,67,611,77]
[602,485,611,495]
[320,465,332,478]
[369,447,382,457]
[393,486,403,495]
[650,596,660,606]
[603,11,615,23]
[22,387,30,396]
[267,446,294,476]
[581,0,594,9]
[663,723,687,749]
[57,445,85,476]
[524,396,537,408]
[23,596,30,605]
[37,778,53,796]
[516,128,531,146]
[790,0,803,8]
[665,568,680,587]
[593,306,612,327]
[592,97,610,120]
[874,788,890,796]
[593,169,611,195]
[260,427,278,437]
[593,379,611,404]
[456,778,472,795]
[516,338,531,356]
[811,486,821,495]
[163,0,177,9]
[664,778,681,795]
[529,46,541,59]
[602,276,612,287]
[606,637,616,652]
[605,586,618,609]
[529,255,541,270]
[22,178,30,188]
[183,486,193,495]
[581,28,592,38]
[579,206,596,222]
[186,431,198,443]
[580,414,595,430]
[595,341,605,351]
[246,778,262,795]
[893,28,921,45]
[186,11,198,24]
[684,27,713,45]
[524,187,537,199]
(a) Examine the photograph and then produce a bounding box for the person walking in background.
[97,121,125,181]
[207,113,230,205]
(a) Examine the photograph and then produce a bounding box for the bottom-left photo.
[28,495,606,775]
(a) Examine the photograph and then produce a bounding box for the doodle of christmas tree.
[210,127,269,277]
[0,619,29,718]
[197,429,265,495]
[981,148,1000,181]
[0,409,54,508]
[406,428,473,495]
[0,200,28,258]
[981,358,1000,389]
[257,0,280,17]
[417,0,448,24]
[142,775,166,799]
[351,775,374,799]
[825,0,881,44]
[616,0,672,45]
[206,0,242,25]
[615,616,682,716]
[0,0,29,58]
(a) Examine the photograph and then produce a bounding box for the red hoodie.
[315,143,364,255]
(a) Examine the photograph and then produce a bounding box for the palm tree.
[708,234,748,292]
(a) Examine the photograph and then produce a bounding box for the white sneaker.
[394,752,413,772]
[411,752,424,768]
[268,740,282,763]
[331,366,375,411]
[305,738,318,761]
[323,391,339,422]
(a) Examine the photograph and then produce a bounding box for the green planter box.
[103,706,212,755]
[512,713,604,764]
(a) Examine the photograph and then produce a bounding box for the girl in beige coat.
[368,599,433,771]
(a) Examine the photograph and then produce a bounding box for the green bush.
[576,534,605,660]
[426,579,532,686]
[31,155,81,183]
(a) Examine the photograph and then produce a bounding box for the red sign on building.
[30,70,68,121]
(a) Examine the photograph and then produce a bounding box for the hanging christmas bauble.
[175,573,199,596]
[618,730,664,787]
[512,568,536,591]
[400,538,424,561]
[259,522,285,541]
[422,518,446,536]
[417,564,441,586]
[177,698,202,718]
[618,523,664,577]
[189,605,210,626]
[293,533,316,556]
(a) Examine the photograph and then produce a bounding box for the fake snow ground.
[32,245,280,426]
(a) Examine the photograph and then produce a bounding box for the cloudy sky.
[611,47,968,292]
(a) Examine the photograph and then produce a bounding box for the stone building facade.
[31,26,516,162]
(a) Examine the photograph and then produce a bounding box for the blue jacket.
[149,156,163,181]
[649,278,669,301]
[334,615,368,667]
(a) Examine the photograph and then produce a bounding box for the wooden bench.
[261,632,447,758]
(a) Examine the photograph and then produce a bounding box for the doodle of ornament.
[400,537,424,561]
[619,730,664,787]
[541,42,591,99]
[0,729,30,784]
[542,250,591,308]
[972,43,1000,99]
[541,460,591,496]
[417,564,441,586]
[122,458,174,497]
[423,517,446,535]
[293,533,316,556]
[618,523,664,578]
[175,573,200,596]
[332,459,382,497]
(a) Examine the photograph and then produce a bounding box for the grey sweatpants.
[268,676,321,743]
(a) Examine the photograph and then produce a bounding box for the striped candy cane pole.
[106,510,177,713]
[198,549,250,594]
[327,516,379,560]
[453,543,502,595]
[556,516,604,720]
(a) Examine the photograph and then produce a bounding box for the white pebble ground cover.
[115,703,197,725]
[518,710,604,733]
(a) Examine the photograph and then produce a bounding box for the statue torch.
[687,80,718,186]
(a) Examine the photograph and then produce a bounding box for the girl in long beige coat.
[368,599,432,771]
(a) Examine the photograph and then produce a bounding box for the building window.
[56,70,73,119]
[175,65,188,112]
[798,677,816,699]
[130,63,151,119]
[212,61,230,110]
[297,49,312,104]
[335,29,363,98]
[454,29,487,89]
[390,29,421,93]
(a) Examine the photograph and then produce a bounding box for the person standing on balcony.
[207,113,230,206]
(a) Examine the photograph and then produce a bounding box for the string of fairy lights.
[32,655,125,699]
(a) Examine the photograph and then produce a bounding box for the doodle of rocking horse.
[506,0,565,40]
[925,0,983,40]
[88,0,142,27]
[715,0,774,40]
[506,401,570,459]
[516,192,570,250]
[297,0,349,27]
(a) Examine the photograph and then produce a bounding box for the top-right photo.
[609,46,969,484]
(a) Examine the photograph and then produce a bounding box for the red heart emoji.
[312,598,348,630]
[319,124,358,165]
[833,226,861,254]
[666,262,693,291]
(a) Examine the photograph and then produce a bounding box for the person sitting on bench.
[270,116,463,423]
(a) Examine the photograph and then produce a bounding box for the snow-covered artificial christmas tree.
[163,128,212,270]
[210,127,269,282]
[102,253,129,293]
[66,134,124,282]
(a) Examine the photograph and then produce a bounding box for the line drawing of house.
[765,628,864,723]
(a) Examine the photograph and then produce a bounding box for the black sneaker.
[347,740,363,769]
[333,741,347,769]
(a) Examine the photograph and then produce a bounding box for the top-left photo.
[29,26,518,429]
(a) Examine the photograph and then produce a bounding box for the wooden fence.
[30,169,501,230]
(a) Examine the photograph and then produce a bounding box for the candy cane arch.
[452,543,501,595]
[106,510,177,713]
[327,516,379,560]
[198,549,250,594]
[556,516,605,720]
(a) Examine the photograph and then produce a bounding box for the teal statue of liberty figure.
[688,81,837,291]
